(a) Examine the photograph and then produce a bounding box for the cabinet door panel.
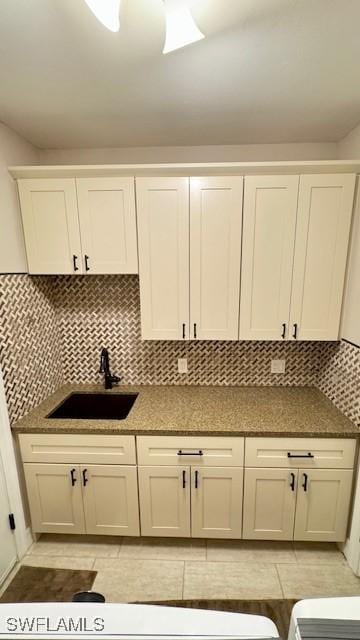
[294,469,353,542]
[24,464,85,534]
[18,179,82,274]
[136,178,189,340]
[138,466,190,537]
[290,174,355,340]
[240,176,299,340]
[191,467,243,539]
[76,177,138,274]
[243,468,297,540]
[190,177,242,340]
[82,465,139,536]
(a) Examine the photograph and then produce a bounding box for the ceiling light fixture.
[162,0,205,54]
[84,0,121,32]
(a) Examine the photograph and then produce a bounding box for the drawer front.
[245,437,356,469]
[19,434,136,465]
[136,436,244,466]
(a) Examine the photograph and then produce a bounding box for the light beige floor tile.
[119,537,206,561]
[207,540,296,564]
[92,559,184,602]
[29,534,121,558]
[278,563,360,598]
[22,555,95,570]
[184,561,282,599]
[294,542,345,564]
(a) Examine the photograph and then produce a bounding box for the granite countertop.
[12,384,358,437]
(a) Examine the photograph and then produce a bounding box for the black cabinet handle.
[293,323,298,339]
[194,323,197,339]
[290,472,296,492]
[73,255,79,272]
[178,450,203,456]
[302,473,308,492]
[182,470,186,489]
[194,470,199,489]
[182,323,186,339]
[82,468,88,486]
[287,452,314,459]
[70,468,76,486]
[281,323,286,339]
[85,255,90,271]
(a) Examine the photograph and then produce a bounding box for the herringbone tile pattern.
[54,275,322,386]
[0,274,63,424]
[318,340,360,426]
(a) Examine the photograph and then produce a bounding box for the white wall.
[0,122,39,273]
[337,124,360,346]
[338,123,360,159]
[39,142,337,165]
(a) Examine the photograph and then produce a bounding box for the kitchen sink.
[47,392,138,420]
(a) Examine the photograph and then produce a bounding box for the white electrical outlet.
[271,359,286,374]
[178,358,188,374]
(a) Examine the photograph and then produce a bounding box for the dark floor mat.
[0,565,97,603]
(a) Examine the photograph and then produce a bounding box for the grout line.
[274,564,285,599]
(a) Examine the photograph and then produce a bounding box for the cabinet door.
[240,176,299,340]
[138,466,190,537]
[294,469,353,542]
[290,174,356,340]
[243,468,297,540]
[190,177,243,340]
[23,464,85,534]
[18,178,82,274]
[76,177,138,274]
[191,467,243,539]
[82,465,139,536]
[136,178,190,340]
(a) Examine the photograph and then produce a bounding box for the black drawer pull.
[82,468,88,486]
[70,468,76,486]
[281,323,286,339]
[194,323,197,339]
[293,323,298,339]
[287,452,314,459]
[290,472,296,491]
[73,255,79,272]
[178,450,203,456]
[182,469,186,488]
[182,323,186,339]
[85,254,90,271]
[302,472,308,492]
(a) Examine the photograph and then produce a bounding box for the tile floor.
[16,535,360,603]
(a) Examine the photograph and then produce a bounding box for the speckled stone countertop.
[12,384,358,437]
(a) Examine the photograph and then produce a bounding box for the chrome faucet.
[99,348,120,390]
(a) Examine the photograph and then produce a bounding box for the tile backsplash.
[0,273,358,427]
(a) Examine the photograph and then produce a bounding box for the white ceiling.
[0,0,360,149]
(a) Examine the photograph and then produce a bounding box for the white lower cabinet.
[243,468,297,540]
[24,463,139,536]
[243,466,354,542]
[294,469,353,542]
[138,466,191,537]
[138,466,243,539]
[23,463,85,534]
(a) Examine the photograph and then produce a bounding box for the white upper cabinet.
[18,178,82,275]
[18,177,138,275]
[240,176,299,340]
[290,174,356,341]
[76,177,138,274]
[136,177,190,340]
[190,177,243,340]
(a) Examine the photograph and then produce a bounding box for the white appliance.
[288,596,360,640]
[0,602,279,640]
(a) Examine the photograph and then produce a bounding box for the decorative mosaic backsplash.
[54,275,323,387]
[318,340,360,427]
[0,273,358,428]
[0,274,63,424]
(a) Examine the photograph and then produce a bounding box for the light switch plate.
[178,358,188,374]
[271,359,286,374]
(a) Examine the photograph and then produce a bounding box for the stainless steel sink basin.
[47,392,138,420]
